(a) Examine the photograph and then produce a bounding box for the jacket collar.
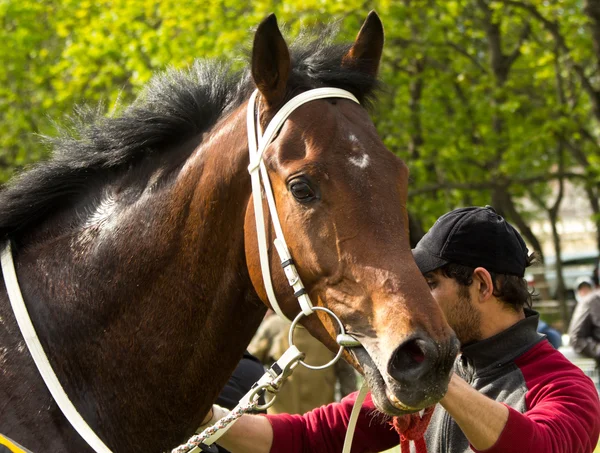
[459,309,544,372]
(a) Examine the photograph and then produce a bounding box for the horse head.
[244,12,459,415]
[0,11,460,453]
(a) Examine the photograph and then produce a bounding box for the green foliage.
[1,0,599,249]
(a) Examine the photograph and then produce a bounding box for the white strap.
[1,241,113,453]
[248,88,360,173]
[184,346,306,453]
[247,91,290,321]
[342,382,369,453]
[247,88,360,321]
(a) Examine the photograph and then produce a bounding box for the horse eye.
[289,181,316,202]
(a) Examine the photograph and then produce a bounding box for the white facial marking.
[348,133,371,169]
[349,153,370,169]
[76,192,118,248]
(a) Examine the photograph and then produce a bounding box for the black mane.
[0,31,380,238]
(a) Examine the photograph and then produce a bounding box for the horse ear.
[342,11,384,77]
[251,14,291,107]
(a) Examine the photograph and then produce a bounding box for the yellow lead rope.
[0,434,33,453]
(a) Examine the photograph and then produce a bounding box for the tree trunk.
[408,211,426,248]
[549,209,569,328]
[584,186,600,253]
[584,0,600,69]
[492,186,545,263]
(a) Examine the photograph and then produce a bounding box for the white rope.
[342,382,369,453]
[1,241,113,453]
[175,401,256,453]
[174,346,305,453]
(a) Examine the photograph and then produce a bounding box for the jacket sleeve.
[266,391,399,453]
[472,371,600,453]
[568,297,600,361]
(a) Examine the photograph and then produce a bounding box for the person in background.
[537,318,562,349]
[574,276,596,302]
[212,351,266,453]
[248,310,357,415]
[568,276,600,386]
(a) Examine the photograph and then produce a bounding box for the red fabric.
[266,391,399,453]
[471,341,600,453]
[266,391,432,453]
[391,407,434,453]
[267,341,600,453]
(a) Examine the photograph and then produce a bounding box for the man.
[203,206,600,453]
[569,276,600,385]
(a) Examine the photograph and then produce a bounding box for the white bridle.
[246,87,360,322]
[1,241,114,453]
[178,87,369,453]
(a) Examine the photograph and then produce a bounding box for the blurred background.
[1,0,599,399]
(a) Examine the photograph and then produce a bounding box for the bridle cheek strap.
[246,88,360,322]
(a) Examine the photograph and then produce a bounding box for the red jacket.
[266,313,600,453]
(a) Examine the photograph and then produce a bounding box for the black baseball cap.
[412,206,529,277]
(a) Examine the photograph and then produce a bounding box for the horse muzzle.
[353,333,459,415]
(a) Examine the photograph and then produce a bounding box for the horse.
[0,12,459,453]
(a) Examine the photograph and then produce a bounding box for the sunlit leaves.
[0,0,598,242]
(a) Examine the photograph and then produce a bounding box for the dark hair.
[578,282,593,291]
[440,261,534,311]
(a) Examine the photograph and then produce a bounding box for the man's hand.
[194,405,273,452]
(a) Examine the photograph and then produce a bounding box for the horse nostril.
[388,338,435,382]
[403,340,425,364]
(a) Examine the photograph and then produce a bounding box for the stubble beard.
[449,285,482,346]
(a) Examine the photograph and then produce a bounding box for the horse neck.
[11,103,266,451]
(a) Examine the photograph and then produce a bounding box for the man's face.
[575,284,592,302]
[423,269,482,346]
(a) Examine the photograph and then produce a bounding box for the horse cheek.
[243,197,267,304]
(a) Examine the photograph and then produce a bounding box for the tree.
[2,0,599,308]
